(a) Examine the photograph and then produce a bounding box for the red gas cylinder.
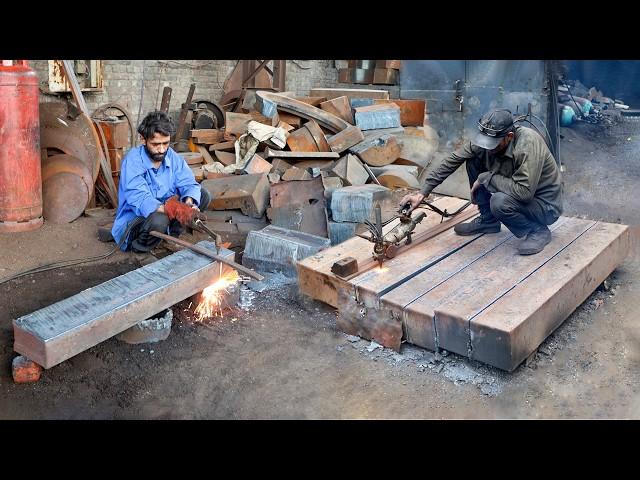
[0,60,43,232]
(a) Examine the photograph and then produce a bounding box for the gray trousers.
[466,157,559,238]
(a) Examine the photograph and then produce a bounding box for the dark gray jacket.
[420,125,563,216]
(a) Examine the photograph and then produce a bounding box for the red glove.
[164,195,206,226]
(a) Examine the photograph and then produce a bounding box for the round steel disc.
[42,154,93,202]
[42,172,89,224]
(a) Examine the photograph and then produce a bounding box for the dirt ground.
[1,118,640,419]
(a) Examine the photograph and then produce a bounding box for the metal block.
[242,225,331,277]
[13,243,235,368]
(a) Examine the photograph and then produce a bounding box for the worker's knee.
[145,211,170,232]
[199,187,211,212]
[489,192,514,218]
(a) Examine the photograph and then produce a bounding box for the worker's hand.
[184,196,199,211]
[399,192,426,214]
[164,195,206,226]
[470,180,481,204]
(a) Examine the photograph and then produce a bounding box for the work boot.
[97,226,115,243]
[454,215,501,236]
[517,225,552,255]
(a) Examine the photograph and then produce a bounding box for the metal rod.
[149,231,264,281]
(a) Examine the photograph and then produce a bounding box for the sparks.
[194,270,240,321]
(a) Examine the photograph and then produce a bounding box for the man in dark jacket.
[400,108,563,255]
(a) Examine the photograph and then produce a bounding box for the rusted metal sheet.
[264,147,339,160]
[327,125,365,154]
[201,173,270,218]
[94,119,130,149]
[255,91,351,133]
[243,154,272,175]
[373,68,399,85]
[42,172,90,224]
[349,134,401,167]
[376,60,401,69]
[286,120,331,152]
[373,99,425,126]
[40,154,93,224]
[339,68,374,84]
[319,96,354,125]
[40,102,102,183]
[13,243,235,369]
[294,96,327,106]
[267,176,328,237]
[310,88,390,100]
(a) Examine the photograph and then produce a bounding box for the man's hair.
[137,111,175,140]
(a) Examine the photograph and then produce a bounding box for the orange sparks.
[194,270,240,321]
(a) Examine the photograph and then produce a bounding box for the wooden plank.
[310,88,390,100]
[319,96,355,124]
[296,196,471,308]
[13,243,234,368]
[373,99,426,127]
[467,222,629,371]
[404,218,584,357]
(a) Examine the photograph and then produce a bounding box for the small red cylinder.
[0,60,43,232]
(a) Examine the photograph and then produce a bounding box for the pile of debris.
[558,79,629,127]
[178,87,438,273]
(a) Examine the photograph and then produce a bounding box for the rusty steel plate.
[42,154,94,203]
[39,102,102,182]
[304,120,331,152]
[42,172,90,224]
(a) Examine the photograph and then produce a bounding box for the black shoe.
[517,225,552,255]
[97,226,115,243]
[454,215,501,236]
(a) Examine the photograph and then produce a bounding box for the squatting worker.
[111,111,212,252]
[400,108,563,255]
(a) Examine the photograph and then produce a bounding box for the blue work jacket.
[111,146,201,250]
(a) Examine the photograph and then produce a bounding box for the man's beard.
[145,145,166,162]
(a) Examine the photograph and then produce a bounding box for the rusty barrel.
[0,60,43,232]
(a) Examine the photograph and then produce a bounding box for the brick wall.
[29,60,340,126]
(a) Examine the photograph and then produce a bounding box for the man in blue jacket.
[110,111,211,252]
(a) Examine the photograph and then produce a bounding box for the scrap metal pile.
[177,82,439,253]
